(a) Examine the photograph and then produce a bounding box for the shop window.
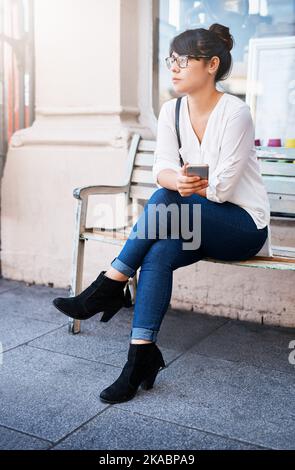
[0,0,34,161]
[153,0,295,114]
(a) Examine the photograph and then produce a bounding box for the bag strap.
[175,96,184,167]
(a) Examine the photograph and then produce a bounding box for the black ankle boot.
[52,270,131,322]
[99,342,166,404]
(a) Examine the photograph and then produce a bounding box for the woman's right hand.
[176,162,209,197]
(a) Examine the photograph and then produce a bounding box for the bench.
[69,134,295,334]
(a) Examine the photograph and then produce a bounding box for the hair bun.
[209,23,233,51]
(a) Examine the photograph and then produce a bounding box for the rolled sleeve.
[152,101,181,188]
[206,106,254,203]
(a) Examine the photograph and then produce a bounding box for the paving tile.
[28,308,134,362]
[0,345,121,442]
[53,407,261,450]
[0,313,65,352]
[156,308,227,352]
[0,283,69,325]
[28,309,177,366]
[54,407,207,450]
[112,352,295,449]
[189,320,295,374]
[200,433,264,450]
[0,425,51,450]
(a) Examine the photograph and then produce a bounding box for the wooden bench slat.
[137,140,156,152]
[132,168,155,184]
[272,245,295,258]
[260,161,295,177]
[257,148,295,160]
[81,229,128,245]
[203,257,295,270]
[268,194,295,216]
[134,152,154,167]
[257,155,295,162]
[262,176,295,195]
[130,185,157,200]
[81,230,295,270]
[81,232,295,270]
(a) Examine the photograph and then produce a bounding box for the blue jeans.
[111,188,268,342]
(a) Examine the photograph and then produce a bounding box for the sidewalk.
[0,277,294,450]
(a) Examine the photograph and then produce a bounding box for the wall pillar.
[1,0,153,285]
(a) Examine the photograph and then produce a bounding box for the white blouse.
[152,93,272,256]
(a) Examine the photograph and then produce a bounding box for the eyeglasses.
[165,54,211,69]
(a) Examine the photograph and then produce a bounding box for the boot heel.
[141,357,166,390]
[159,356,166,369]
[123,284,133,308]
[100,302,122,322]
[141,368,160,390]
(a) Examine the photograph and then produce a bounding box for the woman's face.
[169,51,218,94]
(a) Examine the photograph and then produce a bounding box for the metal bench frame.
[69,134,295,334]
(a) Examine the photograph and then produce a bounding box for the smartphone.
[186,164,209,180]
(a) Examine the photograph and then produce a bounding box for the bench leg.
[69,195,87,335]
[68,317,81,334]
[68,235,85,335]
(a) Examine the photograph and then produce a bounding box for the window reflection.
[155,0,295,113]
[0,0,34,165]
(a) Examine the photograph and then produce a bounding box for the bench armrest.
[73,184,129,200]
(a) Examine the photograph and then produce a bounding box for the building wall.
[1,0,294,327]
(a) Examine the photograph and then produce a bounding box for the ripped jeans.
[111,188,268,342]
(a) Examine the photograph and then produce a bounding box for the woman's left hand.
[183,163,208,197]
[195,187,207,197]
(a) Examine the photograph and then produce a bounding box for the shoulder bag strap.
[175,96,184,167]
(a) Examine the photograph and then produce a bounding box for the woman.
[53,23,270,404]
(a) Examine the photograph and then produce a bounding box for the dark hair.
[169,23,234,82]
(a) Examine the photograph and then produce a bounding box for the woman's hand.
[176,163,209,197]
